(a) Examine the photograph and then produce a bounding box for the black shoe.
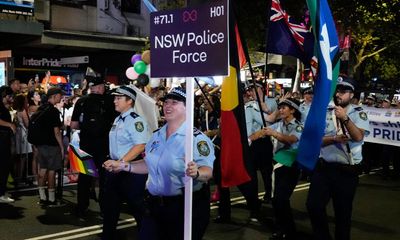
[249,212,260,223]
[75,208,88,219]
[270,232,293,240]
[47,200,62,208]
[213,215,231,223]
[263,194,272,204]
[37,199,48,206]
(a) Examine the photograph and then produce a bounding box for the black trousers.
[77,154,106,213]
[212,143,231,218]
[139,185,210,240]
[272,165,300,235]
[251,137,273,199]
[102,171,147,240]
[77,168,105,212]
[306,160,359,240]
[0,130,12,196]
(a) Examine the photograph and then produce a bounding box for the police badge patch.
[359,112,368,121]
[135,122,144,132]
[197,141,210,156]
[296,125,303,133]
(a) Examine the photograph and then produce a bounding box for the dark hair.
[13,94,27,111]
[0,86,13,98]
[9,78,20,85]
[27,90,40,106]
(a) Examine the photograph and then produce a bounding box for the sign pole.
[184,77,194,240]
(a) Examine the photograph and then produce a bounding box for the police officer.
[70,73,116,217]
[101,85,150,239]
[103,87,215,240]
[300,87,313,123]
[245,82,277,211]
[253,98,303,240]
[306,76,369,240]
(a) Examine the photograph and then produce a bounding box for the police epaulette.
[193,127,202,136]
[129,112,139,119]
[354,107,363,111]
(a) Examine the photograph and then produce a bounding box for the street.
[0,170,399,240]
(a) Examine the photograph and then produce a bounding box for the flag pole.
[184,77,194,240]
[263,0,273,86]
[234,7,267,127]
[194,77,215,112]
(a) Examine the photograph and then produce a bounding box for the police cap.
[112,85,137,100]
[162,87,186,102]
[278,98,300,112]
[303,87,313,95]
[336,76,356,92]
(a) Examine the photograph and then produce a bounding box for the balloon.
[142,50,151,64]
[134,61,147,74]
[131,54,142,65]
[137,74,149,86]
[145,64,151,76]
[125,67,138,80]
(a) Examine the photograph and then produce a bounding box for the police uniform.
[245,100,274,204]
[265,96,278,113]
[269,100,303,239]
[307,77,370,240]
[71,85,115,216]
[102,90,151,239]
[299,102,311,123]
[143,121,215,240]
[300,88,313,123]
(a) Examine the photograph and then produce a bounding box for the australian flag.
[267,0,314,65]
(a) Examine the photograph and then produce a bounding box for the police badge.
[135,122,144,132]
[197,141,210,156]
[359,112,368,121]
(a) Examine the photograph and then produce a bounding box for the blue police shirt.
[109,108,151,160]
[245,101,264,137]
[269,118,303,154]
[320,104,370,164]
[265,96,278,113]
[144,121,215,196]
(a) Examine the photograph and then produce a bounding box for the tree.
[331,0,400,82]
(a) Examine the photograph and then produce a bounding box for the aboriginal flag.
[220,3,251,187]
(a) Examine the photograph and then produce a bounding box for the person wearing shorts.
[35,87,64,206]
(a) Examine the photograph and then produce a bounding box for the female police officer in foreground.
[250,97,303,240]
[104,87,215,240]
[102,85,151,239]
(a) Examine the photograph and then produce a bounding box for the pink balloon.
[131,54,142,65]
[125,67,139,80]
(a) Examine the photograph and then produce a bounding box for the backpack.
[27,105,51,145]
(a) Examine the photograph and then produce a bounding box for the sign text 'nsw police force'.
[154,30,225,64]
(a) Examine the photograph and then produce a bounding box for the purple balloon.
[131,54,142,65]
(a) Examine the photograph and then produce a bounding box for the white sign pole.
[184,77,194,240]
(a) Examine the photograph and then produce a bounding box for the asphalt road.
[0,170,399,240]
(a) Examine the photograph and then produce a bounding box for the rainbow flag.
[68,144,99,177]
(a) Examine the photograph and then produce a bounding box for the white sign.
[363,106,400,146]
